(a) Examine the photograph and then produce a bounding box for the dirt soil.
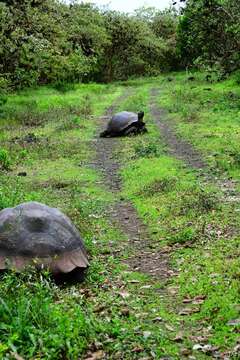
[92,91,171,280]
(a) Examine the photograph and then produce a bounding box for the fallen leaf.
[132,346,144,353]
[173,332,184,342]
[233,344,240,353]
[152,316,163,322]
[136,312,149,318]
[183,297,193,304]
[189,335,210,343]
[150,350,156,358]
[180,348,192,356]
[192,344,219,354]
[167,286,179,295]
[11,353,24,360]
[143,331,152,339]
[84,351,105,360]
[120,308,130,316]
[193,344,203,351]
[160,246,172,253]
[179,307,200,315]
[201,344,219,354]
[118,291,130,299]
[183,295,206,304]
[227,318,240,326]
[93,305,106,313]
[140,285,152,289]
[192,298,205,305]
[194,295,206,300]
[165,324,175,332]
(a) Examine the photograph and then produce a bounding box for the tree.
[177,0,240,74]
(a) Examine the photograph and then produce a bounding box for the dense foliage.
[0,1,178,89]
[177,0,240,76]
[0,0,239,90]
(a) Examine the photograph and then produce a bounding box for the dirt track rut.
[92,90,171,280]
[150,88,240,204]
[150,88,206,170]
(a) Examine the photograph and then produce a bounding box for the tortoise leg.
[139,125,148,134]
[124,123,147,136]
[123,125,138,136]
[100,130,110,137]
[54,267,87,285]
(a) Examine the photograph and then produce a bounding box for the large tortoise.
[0,202,89,282]
[100,111,147,137]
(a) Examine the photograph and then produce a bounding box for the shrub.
[0,149,11,171]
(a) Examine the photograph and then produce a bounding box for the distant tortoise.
[100,111,147,137]
[0,202,89,282]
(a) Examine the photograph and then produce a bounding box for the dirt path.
[150,89,206,170]
[91,87,239,280]
[150,88,240,203]
[92,90,171,280]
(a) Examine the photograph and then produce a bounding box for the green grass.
[117,82,240,357]
[159,71,240,178]
[0,74,239,359]
[0,82,179,359]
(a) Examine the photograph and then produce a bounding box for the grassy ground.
[159,72,240,180]
[0,73,239,359]
[116,85,240,358]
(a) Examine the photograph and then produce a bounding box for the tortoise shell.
[106,111,139,134]
[0,202,89,274]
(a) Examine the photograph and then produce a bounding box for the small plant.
[167,226,197,244]
[134,142,159,158]
[12,100,44,126]
[213,150,240,171]
[179,187,220,216]
[139,178,177,197]
[57,116,83,131]
[18,149,28,160]
[72,116,81,126]
[181,104,200,122]
[0,149,11,171]
[197,188,220,212]
[80,95,92,118]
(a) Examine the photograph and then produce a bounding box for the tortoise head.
[137,111,144,122]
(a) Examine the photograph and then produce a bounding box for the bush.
[0,149,11,171]
[177,0,240,74]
